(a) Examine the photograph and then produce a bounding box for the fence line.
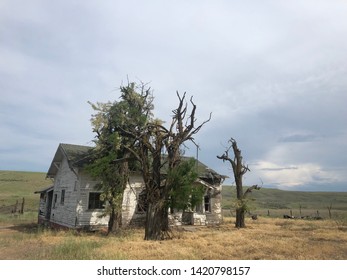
[0,198,25,214]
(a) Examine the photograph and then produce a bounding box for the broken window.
[60,189,65,205]
[73,181,78,191]
[40,193,45,201]
[204,195,211,212]
[53,193,57,209]
[136,190,148,213]
[88,192,104,210]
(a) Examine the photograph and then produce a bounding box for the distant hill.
[0,170,50,211]
[1,170,347,218]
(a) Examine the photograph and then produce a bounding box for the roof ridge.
[60,143,93,148]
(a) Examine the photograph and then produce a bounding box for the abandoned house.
[35,143,226,230]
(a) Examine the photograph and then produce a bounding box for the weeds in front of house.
[333,212,347,232]
[1,216,347,260]
[50,238,103,259]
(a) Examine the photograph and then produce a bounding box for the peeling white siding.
[50,157,79,228]
[76,172,108,228]
[39,149,223,229]
[122,174,147,225]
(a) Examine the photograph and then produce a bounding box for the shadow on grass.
[0,222,40,234]
[0,222,142,241]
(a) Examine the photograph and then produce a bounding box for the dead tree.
[143,93,211,240]
[125,92,211,240]
[217,138,260,228]
[165,92,212,170]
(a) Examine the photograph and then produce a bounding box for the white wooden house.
[35,143,226,230]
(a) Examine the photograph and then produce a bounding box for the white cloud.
[255,161,340,189]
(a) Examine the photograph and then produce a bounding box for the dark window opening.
[60,189,65,205]
[136,190,148,213]
[204,195,211,212]
[53,193,57,209]
[88,192,104,210]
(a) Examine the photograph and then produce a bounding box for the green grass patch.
[0,170,49,209]
[50,237,104,259]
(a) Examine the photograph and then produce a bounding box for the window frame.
[204,195,211,213]
[53,193,58,209]
[136,190,148,213]
[88,192,105,210]
[60,189,65,205]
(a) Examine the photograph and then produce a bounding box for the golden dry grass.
[1,217,346,260]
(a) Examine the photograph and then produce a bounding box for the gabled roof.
[46,143,226,183]
[160,155,226,182]
[60,143,92,161]
[46,143,93,178]
[195,160,227,182]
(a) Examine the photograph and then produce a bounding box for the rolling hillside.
[0,170,49,212]
[1,170,347,217]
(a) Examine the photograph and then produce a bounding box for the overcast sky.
[1,0,346,191]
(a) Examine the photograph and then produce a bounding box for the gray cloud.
[1,0,346,191]
[261,166,298,171]
[279,134,319,143]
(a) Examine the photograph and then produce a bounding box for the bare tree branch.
[243,184,261,198]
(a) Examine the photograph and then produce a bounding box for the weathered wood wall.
[40,158,223,229]
[49,156,80,228]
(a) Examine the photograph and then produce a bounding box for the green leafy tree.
[86,82,153,234]
[167,158,204,212]
[88,83,210,240]
[85,149,126,234]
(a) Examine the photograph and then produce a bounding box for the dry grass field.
[1,171,347,260]
[1,217,346,260]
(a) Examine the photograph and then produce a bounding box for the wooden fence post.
[20,197,25,214]
[327,203,332,219]
[13,200,18,213]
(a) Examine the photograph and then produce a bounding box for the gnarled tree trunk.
[217,138,260,228]
[108,204,122,234]
[145,200,169,240]
[235,208,245,228]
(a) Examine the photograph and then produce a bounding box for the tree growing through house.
[167,158,205,214]
[217,138,260,228]
[123,91,211,240]
[87,80,210,239]
[86,82,154,234]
